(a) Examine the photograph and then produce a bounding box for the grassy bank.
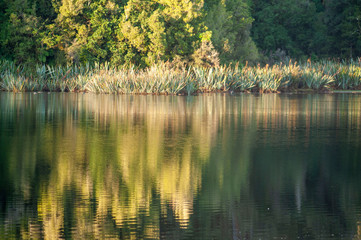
[1,59,361,94]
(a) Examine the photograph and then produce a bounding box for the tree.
[113,0,165,66]
[251,0,319,60]
[115,0,211,66]
[0,0,50,64]
[0,0,9,59]
[326,0,361,58]
[205,0,259,64]
[43,0,124,64]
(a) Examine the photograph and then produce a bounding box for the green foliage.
[0,0,51,64]
[337,1,361,58]
[0,0,8,58]
[301,67,334,90]
[251,0,318,59]
[115,0,209,66]
[43,0,124,64]
[205,0,259,64]
[115,0,166,66]
[1,59,360,94]
[251,0,361,60]
[332,60,361,89]
[1,0,360,65]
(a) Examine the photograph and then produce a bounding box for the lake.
[1,93,361,239]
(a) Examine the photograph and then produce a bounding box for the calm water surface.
[1,93,361,239]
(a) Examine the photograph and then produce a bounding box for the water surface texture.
[1,93,361,239]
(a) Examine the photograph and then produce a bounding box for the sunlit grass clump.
[1,58,361,94]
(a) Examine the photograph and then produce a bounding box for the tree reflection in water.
[0,93,361,239]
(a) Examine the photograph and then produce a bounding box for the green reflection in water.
[1,93,361,239]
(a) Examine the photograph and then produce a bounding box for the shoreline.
[2,89,361,95]
[1,60,361,95]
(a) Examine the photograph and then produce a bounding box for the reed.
[0,71,26,92]
[301,67,334,90]
[232,67,256,91]
[255,64,282,92]
[1,58,361,94]
[335,64,361,89]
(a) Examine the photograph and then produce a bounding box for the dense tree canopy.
[251,0,361,60]
[0,0,360,65]
[205,0,259,63]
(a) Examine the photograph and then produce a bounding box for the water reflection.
[1,93,361,239]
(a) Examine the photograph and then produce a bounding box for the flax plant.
[194,67,214,92]
[256,64,283,92]
[1,59,361,94]
[280,61,301,89]
[301,67,334,90]
[33,65,48,91]
[336,65,361,89]
[0,71,26,92]
[232,67,257,91]
[86,73,117,94]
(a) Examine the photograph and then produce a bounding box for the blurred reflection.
[0,93,361,239]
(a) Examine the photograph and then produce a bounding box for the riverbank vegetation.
[1,59,361,94]
[0,0,360,66]
[0,0,360,94]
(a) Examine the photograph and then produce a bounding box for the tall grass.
[1,58,361,94]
